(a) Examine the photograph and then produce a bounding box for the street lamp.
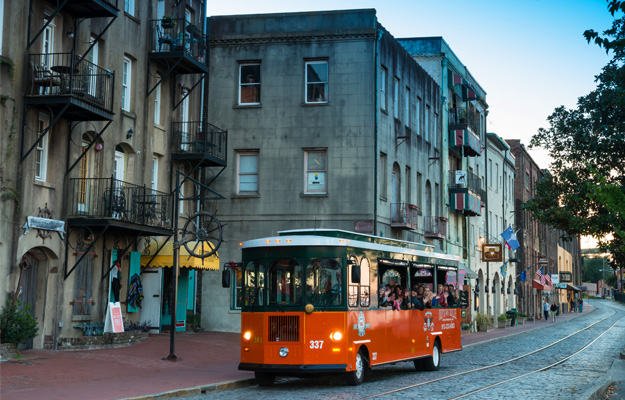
[600,268,611,299]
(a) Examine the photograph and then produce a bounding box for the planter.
[497,319,507,329]
[0,343,18,360]
[518,317,526,325]
[477,323,489,332]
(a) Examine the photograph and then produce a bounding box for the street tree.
[525,0,625,281]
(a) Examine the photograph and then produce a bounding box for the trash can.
[506,309,518,326]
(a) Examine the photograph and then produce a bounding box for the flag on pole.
[544,273,553,286]
[500,263,507,279]
[500,226,520,251]
[536,267,546,286]
[520,270,526,282]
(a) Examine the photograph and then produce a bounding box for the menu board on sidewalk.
[104,302,125,333]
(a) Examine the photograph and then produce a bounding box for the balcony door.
[112,151,125,219]
[77,141,90,213]
[88,37,99,97]
[180,90,189,151]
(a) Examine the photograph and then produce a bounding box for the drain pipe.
[373,27,383,236]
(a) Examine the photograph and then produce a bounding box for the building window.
[304,149,327,193]
[305,60,328,103]
[35,114,49,181]
[154,75,161,125]
[433,113,438,148]
[151,157,158,192]
[122,57,132,111]
[380,67,387,111]
[404,87,410,126]
[405,166,411,204]
[380,152,387,200]
[496,163,500,192]
[425,105,430,142]
[124,0,135,16]
[416,172,422,209]
[489,159,493,187]
[237,152,259,194]
[239,63,261,105]
[393,78,399,119]
[415,97,421,135]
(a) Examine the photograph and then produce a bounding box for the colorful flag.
[500,263,507,279]
[536,267,546,286]
[520,270,526,282]
[544,273,553,286]
[500,226,520,251]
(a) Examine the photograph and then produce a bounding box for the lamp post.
[600,267,611,299]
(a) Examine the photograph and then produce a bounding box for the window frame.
[236,151,259,195]
[154,74,161,125]
[425,105,430,142]
[404,86,410,126]
[151,157,158,192]
[304,149,328,194]
[305,60,328,104]
[238,62,261,105]
[124,0,135,16]
[122,57,132,112]
[0,0,3,55]
[393,77,399,119]
[35,113,49,182]
[380,152,388,200]
[380,67,387,111]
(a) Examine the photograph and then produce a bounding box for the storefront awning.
[566,284,582,292]
[458,263,478,279]
[141,240,219,270]
[533,279,552,291]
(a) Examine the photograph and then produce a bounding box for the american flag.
[544,272,553,287]
[536,267,547,286]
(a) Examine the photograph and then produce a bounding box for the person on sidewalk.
[550,302,558,322]
[544,299,550,321]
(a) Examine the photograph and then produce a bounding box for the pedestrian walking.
[543,299,550,321]
[550,302,558,322]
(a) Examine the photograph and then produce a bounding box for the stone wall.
[56,331,148,351]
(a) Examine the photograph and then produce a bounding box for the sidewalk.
[0,304,594,400]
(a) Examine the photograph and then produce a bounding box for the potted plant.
[161,16,176,29]
[518,313,527,325]
[497,314,508,328]
[1,299,39,356]
[475,312,490,332]
[461,323,471,334]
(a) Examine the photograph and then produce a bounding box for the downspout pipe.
[373,27,383,236]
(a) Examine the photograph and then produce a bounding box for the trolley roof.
[240,229,461,263]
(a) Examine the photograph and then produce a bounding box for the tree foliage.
[0,299,39,345]
[525,1,625,273]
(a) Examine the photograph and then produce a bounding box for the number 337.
[309,340,324,349]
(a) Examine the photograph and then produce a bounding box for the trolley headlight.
[243,331,252,341]
[330,330,343,342]
[279,347,289,357]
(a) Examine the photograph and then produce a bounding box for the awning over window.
[458,263,478,279]
[532,279,552,291]
[450,192,481,216]
[566,284,582,292]
[450,129,482,157]
[140,240,219,270]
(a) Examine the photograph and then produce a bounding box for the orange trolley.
[230,229,464,386]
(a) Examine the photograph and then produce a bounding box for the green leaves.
[0,299,39,345]
[527,0,625,269]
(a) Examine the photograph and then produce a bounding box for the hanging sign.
[445,271,457,285]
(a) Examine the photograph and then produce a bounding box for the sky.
[207,0,617,170]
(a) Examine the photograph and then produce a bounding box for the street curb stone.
[581,357,625,400]
[122,378,256,400]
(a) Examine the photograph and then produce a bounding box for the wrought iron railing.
[449,170,482,195]
[69,177,172,229]
[28,51,115,110]
[448,107,480,134]
[149,18,207,63]
[424,216,447,237]
[391,203,419,228]
[172,121,227,164]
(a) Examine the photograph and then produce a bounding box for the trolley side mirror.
[351,264,361,284]
[222,268,230,288]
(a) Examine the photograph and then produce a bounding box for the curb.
[581,357,625,400]
[122,378,256,400]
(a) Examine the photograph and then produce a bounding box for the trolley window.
[267,259,303,306]
[243,260,265,306]
[306,258,342,306]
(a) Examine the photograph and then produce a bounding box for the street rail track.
[360,306,625,399]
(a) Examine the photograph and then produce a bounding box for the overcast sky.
[208,0,616,170]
